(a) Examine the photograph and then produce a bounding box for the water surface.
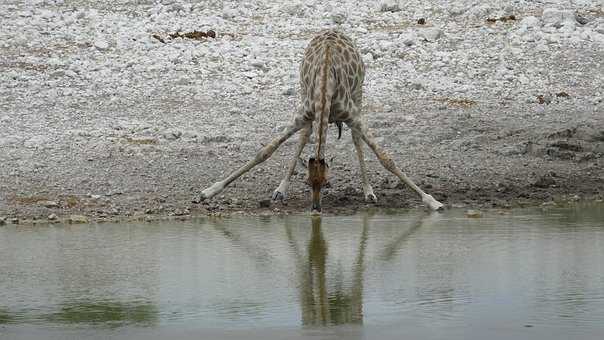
[1,204,603,339]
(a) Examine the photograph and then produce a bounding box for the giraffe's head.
[307,157,329,214]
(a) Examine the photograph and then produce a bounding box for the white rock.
[419,28,442,41]
[88,9,99,19]
[380,1,401,13]
[24,136,50,148]
[285,4,306,17]
[399,32,417,46]
[94,38,110,50]
[448,7,465,16]
[542,8,577,30]
[222,8,237,19]
[332,13,346,24]
[520,16,540,29]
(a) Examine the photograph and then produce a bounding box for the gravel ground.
[1,0,603,223]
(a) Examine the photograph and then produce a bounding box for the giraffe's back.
[300,30,365,123]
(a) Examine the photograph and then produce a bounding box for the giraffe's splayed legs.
[352,129,377,203]
[199,118,305,201]
[347,120,444,211]
[273,122,312,201]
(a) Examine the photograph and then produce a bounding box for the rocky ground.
[1,0,603,224]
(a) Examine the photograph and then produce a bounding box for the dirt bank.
[1,0,603,223]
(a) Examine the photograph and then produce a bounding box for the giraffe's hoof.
[272,190,287,201]
[433,203,445,212]
[365,193,378,203]
[423,194,445,212]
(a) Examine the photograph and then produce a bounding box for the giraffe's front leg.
[198,119,304,201]
[352,130,377,203]
[273,122,312,201]
[347,120,444,211]
[201,182,226,200]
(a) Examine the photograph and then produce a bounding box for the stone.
[332,13,346,24]
[69,215,89,224]
[542,8,577,30]
[285,4,306,17]
[380,1,401,13]
[0,216,6,226]
[497,143,528,156]
[448,7,465,16]
[282,87,295,96]
[419,28,442,41]
[465,210,482,218]
[48,213,58,221]
[410,82,424,90]
[576,15,589,25]
[94,38,110,50]
[520,16,540,29]
[258,199,271,208]
[222,8,237,19]
[162,129,182,140]
[399,32,416,46]
[533,175,556,188]
[39,200,59,208]
[24,136,50,148]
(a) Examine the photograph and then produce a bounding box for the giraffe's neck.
[316,44,332,161]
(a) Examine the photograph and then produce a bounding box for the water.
[1,204,603,340]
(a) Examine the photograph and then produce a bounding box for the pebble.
[48,213,58,221]
[533,175,556,188]
[542,8,577,30]
[419,28,442,41]
[69,215,89,224]
[399,32,416,46]
[332,13,346,25]
[162,129,182,140]
[0,216,6,225]
[282,87,295,96]
[465,210,482,218]
[519,16,540,30]
[380,1,401,13]
[94,38,110,50]
[39,200,59,208]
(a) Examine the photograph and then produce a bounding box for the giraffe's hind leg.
[199,118,304,201]
[273,121,312,201]
[347,119,444,211]
[352,130,377,202]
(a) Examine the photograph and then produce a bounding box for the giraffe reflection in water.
[288,217,367,325]
[214,212,429,326]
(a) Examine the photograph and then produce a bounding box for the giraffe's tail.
[336,121,343,140]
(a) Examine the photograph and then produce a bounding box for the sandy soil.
[1,0,603,224]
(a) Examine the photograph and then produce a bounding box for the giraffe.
[199,29,444,213]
